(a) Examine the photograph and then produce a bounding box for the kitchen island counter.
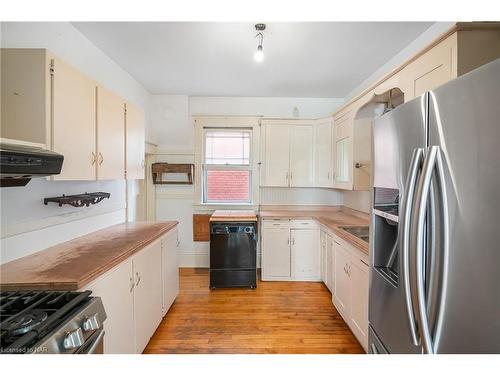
[0,221,178,291]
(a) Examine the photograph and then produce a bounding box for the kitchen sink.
[339,226,369,243]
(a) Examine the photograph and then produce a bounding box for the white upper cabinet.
[0,48,145,181]
[52,56,97,180]
[125,101,146,180]
[289,125,314,187]
[96,85,125,180]
[314,117,334,187]
[261,119,314,188]
[263,123,290,187]
[0,49,50,145]
[333,111,353,190]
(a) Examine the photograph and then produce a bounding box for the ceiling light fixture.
[254,23,266,63]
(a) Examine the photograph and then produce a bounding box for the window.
[203,129,252,203]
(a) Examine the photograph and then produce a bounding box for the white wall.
[0,22,152,264]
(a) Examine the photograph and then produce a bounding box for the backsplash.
[260,187,343,206]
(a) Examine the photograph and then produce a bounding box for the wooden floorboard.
[144,268,364,354]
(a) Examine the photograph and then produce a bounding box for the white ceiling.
[72,22,433,97]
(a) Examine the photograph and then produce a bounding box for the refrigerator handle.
[414,145,442,354]
[401,147,424,346]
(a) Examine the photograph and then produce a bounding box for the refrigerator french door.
[369,58,500,354]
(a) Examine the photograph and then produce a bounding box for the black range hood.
[0,143,64,187]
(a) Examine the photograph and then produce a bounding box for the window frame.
[202,127,253,204]
[193,116,261,209]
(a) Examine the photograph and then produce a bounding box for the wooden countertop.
[0,221,178,291]
[260,208,370,255]
[210,210,257,222]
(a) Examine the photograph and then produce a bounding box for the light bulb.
[254,45,264,63]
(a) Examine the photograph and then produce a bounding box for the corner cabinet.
[332,111,353,190]
[0,48,145,181]
[314,117,334,187]
[84,226,179,354]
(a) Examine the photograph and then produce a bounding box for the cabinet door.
[96,85,125,180]
[290,229,320,280]
[320,230,327,283]
[86,259,134,354]
[261,227,291,279]
[335,137,350,183]
[326,235,334,292]
[162,227,179,316]
[126,102,146,180]
[133,239,163,353]
[314,118,333,187]
[290,125,314,187]
[264,124,290,186]
[52,56,96,180]
[333,242,351,318]
[349,257,369,351]
[403,33,456,100]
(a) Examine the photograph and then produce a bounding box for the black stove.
[0,290,106,354]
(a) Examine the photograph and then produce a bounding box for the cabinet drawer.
[262,218,290,229]
[290,219,316,228]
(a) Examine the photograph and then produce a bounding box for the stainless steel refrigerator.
[369,58,500,354]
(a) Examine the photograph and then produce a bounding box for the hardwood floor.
[144,268,364,354]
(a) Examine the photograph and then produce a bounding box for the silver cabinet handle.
[98,152,104,166]
[413,145,442,354]
[91,152,97,165]
[287,237,290,245]
[135,271,141,286]
[63,328,84,350]
[401,148,424,346]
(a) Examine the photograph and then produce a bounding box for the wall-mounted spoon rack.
[44,192,111,207]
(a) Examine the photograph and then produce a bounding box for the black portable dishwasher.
[209,222,257,289]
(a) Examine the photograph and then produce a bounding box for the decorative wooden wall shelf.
[44,192,111,207]
[152,163,194,185]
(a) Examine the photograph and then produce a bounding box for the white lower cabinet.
[262,226,291,279]
[87,258,135,354]
[320,230,327,283]
[261,219,319,281]
[331,236,369,352]
[348,256,369,349]
[85,227,179,353]
[325,234,334,292]
[291,229,319,280]
[162,226,179,315]
[133,239,163,354]
[333,241,351,318]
